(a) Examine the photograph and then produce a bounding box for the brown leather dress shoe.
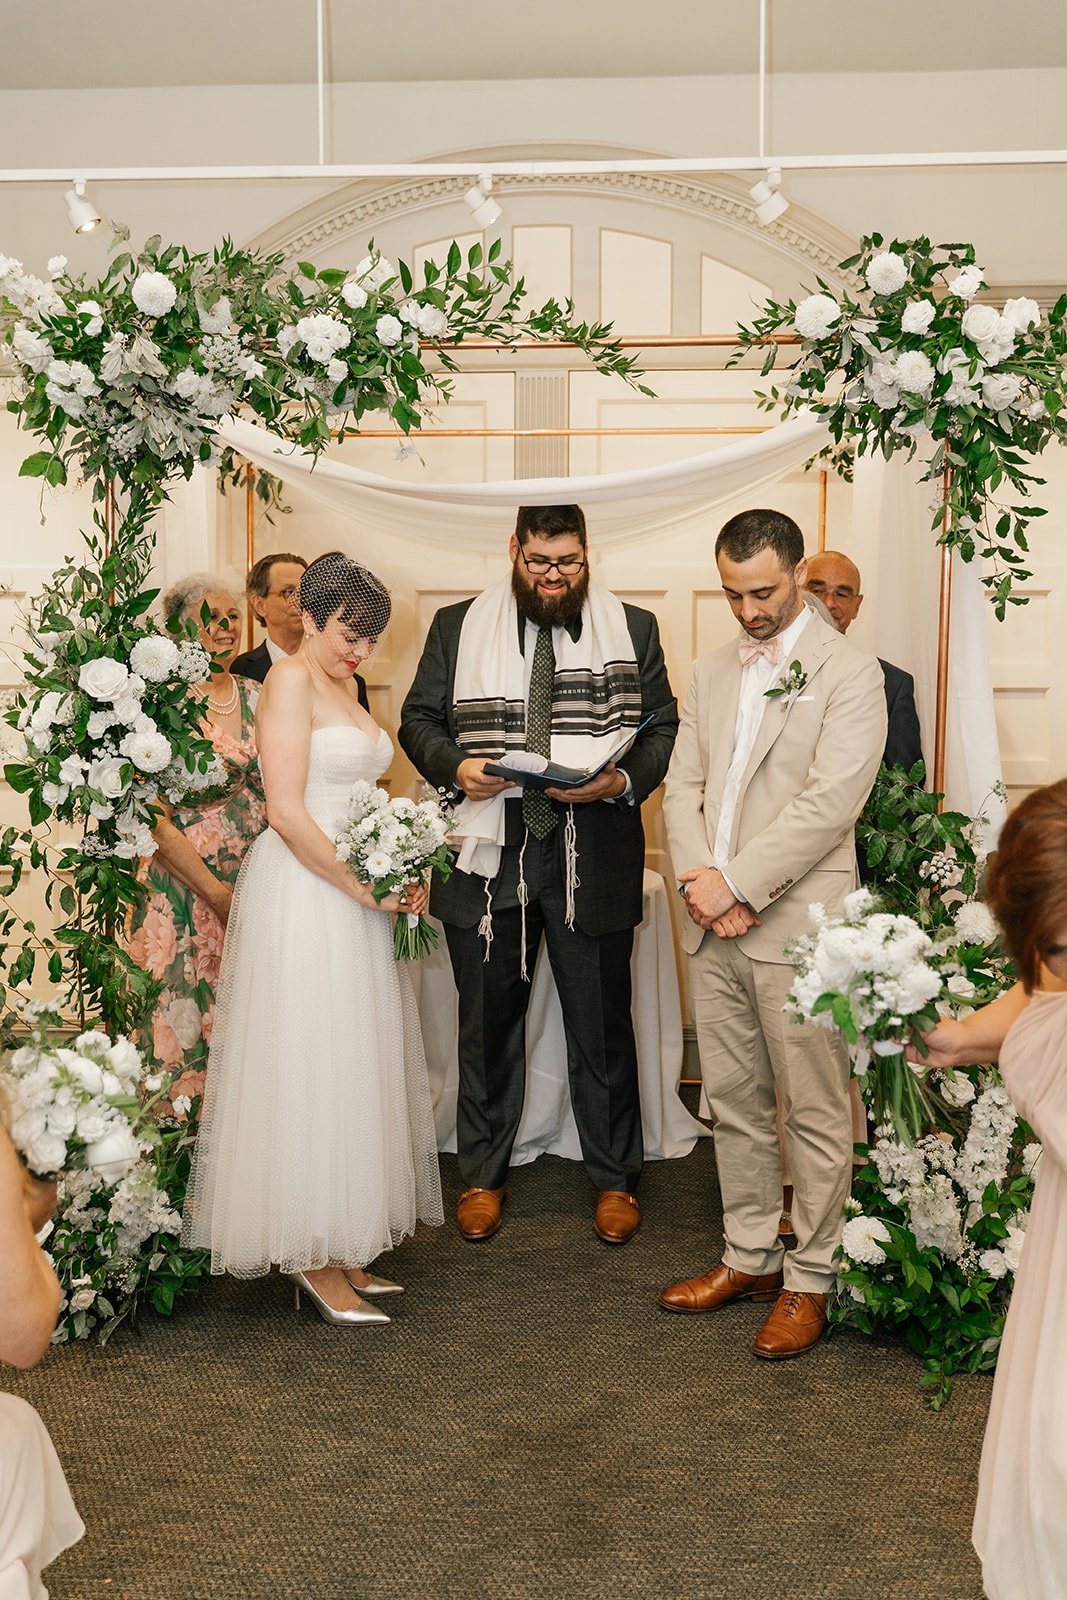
[753,1289,828,1359]
[594,1190,641,1244]
[456,1186,506,1240]
[658,1262,784,1313]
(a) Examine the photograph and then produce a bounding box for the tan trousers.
[689,934,852,1293]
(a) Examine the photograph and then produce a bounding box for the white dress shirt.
[265,634,288,666]
[714,605,811,893]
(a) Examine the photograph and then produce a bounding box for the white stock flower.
[979,1249,1009,1280]
[77,299,104,335]
[841,1214,891,1265]
[131,271,178,318]
[1022,1141,1043,1175]
[794,293,840,339]
[894,350,935,395]
[865,252,908,296]
[79,657,131,701]
[982,373,1022,412]
[950,264,984,300]
[901,300,936,335]
[354,254,396,292]
[129,635,180,683]
[1002,296,1041,333]
[340,277,369,310]
[375,314,403,347]
[953,901,998,945]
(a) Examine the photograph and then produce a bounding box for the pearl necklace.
[204,678,239,716]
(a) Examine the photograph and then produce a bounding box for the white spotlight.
[748,166,789,227]
[464,174,502,229]
[64,181,101,234]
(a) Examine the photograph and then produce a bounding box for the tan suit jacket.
[665,612,887,963]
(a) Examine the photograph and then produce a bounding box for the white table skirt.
[411,869,708,1166]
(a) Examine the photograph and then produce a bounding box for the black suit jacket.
[231,639,369,712]
[880,657,923,774]
[399,598,678,937]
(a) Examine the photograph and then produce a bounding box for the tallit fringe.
[478,878,494,961]
[517,831,531,981]
[564,807,580,930]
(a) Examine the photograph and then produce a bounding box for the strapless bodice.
[304,723,392,832]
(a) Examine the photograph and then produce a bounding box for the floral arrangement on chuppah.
[789,764,1029,1407]
[735,234,1067,616]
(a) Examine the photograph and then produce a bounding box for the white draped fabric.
[216,411,832,546]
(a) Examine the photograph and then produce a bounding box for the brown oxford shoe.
[594,1190,641,1244]
[753,1289,828,1360]
[456,1186,506,1241]
[658,1262,784,1313]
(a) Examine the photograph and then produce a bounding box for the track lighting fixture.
[463,174,502,229]
[748,166,789,227]
[64,181,101,234]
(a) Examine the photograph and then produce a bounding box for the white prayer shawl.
[450,577,640,962]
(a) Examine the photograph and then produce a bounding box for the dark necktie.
[523,626,557,838]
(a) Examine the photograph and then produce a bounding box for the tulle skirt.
[182,827,443,1275]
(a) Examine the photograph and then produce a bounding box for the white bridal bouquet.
[787,888,947,1144]
[335,782,456,959]
[2,1001,161,1184]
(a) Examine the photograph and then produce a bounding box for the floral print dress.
[128,682,265,1105]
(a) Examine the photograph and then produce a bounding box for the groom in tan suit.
[659,509,886,1358]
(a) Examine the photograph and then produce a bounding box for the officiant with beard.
[400,505,677,1246]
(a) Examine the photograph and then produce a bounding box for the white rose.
[950,264,984,301]
[417,304,449,339]
[794,293,840,340]
[131,270,178,318]
[107,1037,142,1084]
[197,295,234,335]
[340,278,368,310]
[1002,1224,1027,1273]
[978,1249,1009,1281]
[276,324,300,357]
[354,254,396,292]
[75,1108,110,1143]
[79,656,131,701]
[364,850,393,879]
[326,358,348,385]
[376,314,403,347]
[84,1123,142,1186]
[86,755,130,800]
[894,350,935,395]
[77,299,104,336]
[47,254,68,277]
[25,1130,67,1174]
[295,313,350,356]
[12,323,53,371]
[961,304,1000,345]
[129,635,180,683]
[86,710,114,739]
[304,337,335,364]
[982,373,1022,412]
[1002,296,1041,334]
[901,300,936,335]
[939,1070,977,1108]
[398,299,422,326]
[70,1288,96,1311]
[112,696,145,727]
[865,252,909,296]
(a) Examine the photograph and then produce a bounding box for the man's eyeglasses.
[518,548,586,578]
[272,585,301,605]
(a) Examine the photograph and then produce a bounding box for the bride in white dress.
[182,553,443,1324]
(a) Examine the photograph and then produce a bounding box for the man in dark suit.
[804,550,922,773]
[400,505,677,1245]
[232,551,369,710]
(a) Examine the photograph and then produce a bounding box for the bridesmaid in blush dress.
[917,778,1067,1600]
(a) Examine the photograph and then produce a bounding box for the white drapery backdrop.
[155,411,1003,824]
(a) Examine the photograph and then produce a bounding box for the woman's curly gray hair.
[160,573,242,626]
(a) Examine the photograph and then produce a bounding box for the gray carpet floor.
[10,1133,989,1600]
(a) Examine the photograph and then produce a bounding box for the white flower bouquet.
[1,1001,162,1185]
[735,233,1067,616]
[335,782,456,960]
[787,887,948,1143]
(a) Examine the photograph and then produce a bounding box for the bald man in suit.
[659,510,886,1359]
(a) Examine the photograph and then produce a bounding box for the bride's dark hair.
[298,551,391,639]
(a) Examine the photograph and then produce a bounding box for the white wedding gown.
[182,724,443,1275]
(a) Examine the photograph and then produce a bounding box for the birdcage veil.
[298,551,392,641]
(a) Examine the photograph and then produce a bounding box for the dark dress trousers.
[880,657,923,775]
[231,638,369,711]
[399,598,678,1193]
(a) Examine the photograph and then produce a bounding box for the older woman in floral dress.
[128,574,266,1108]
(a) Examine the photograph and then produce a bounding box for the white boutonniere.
[764,659,809,707]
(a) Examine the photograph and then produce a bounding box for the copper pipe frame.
[817,469,828,551]
[932,469,954,802]
[434,333,802,350]
[245,464,256,646]
[340,425,773,439]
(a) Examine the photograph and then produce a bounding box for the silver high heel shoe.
[344,1271,404,1297]
[289,1271,390,1326]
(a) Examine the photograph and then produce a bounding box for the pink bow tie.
[738,634,784,668]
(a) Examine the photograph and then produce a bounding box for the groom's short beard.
[511,561,589,629]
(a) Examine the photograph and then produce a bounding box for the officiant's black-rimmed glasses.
[517,548,587,577]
